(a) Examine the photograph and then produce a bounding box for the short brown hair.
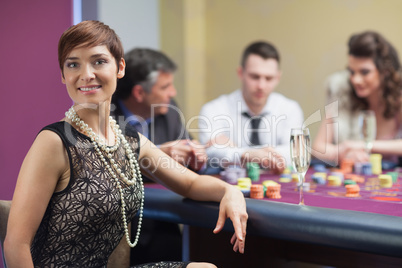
[241,41,280,67]
[58,20,124,72]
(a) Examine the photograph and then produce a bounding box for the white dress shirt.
[199,89,304,166]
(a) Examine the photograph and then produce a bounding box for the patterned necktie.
[243,112,262,146]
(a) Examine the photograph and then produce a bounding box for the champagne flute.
[359,110,376,153]
[290,128,311,205]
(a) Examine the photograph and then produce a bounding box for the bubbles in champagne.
[290,133,311,174]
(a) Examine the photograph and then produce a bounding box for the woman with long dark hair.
[313,31,402,164]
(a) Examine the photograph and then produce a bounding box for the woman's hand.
[139,133,248,252]
[339,140,369,163]
[212,186,248,253]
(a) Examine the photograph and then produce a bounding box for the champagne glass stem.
[299,172,305,205]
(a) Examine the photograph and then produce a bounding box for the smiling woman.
[312,31,402,165]
[3,20,247,268]
[62,45,125,106]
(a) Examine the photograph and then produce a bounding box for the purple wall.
[1,1,73,266]
[0,2,73,199]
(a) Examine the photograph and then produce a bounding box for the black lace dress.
[30,122,188,268]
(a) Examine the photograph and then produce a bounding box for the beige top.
[325,70,361,144]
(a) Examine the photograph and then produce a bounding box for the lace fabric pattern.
[133,262,189,268]
[31,122,142,268]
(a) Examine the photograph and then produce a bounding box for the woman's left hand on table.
[213,186,248,253]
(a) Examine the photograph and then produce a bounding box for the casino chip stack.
[237,177,252,197]
[362,163,373,175]
[354,162,363,174]
[387,172,398,183]
[370,154,382,175]
[379,174,393,188]
[262,180,282,199]
[330,172,344,183]
[250,184,264,199]
[340,159,354,173]
[353,162,372,175]
[312,172,326,185]
[327,175,342,186]
[283,166,292,174]
[262,180,278,187]
[266,185,281,199]
[247,162,260,182]
[279,173,292,183]
[345,184,360,197]
[344,179,356,186]
[220,166,246,184]
[291,173,300,183]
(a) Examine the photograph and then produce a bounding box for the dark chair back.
[0,200,11,268]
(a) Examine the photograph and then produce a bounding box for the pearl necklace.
[65,106,144,248]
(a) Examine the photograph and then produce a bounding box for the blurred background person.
[113,48,206,172]
[199,41,304,173]
[313,31,402,165]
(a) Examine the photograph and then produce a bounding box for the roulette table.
[248,167,402,217]
[143,166,402,268]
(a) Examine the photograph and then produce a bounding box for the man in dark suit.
[112,48,207,265]
[113,48,206,172]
